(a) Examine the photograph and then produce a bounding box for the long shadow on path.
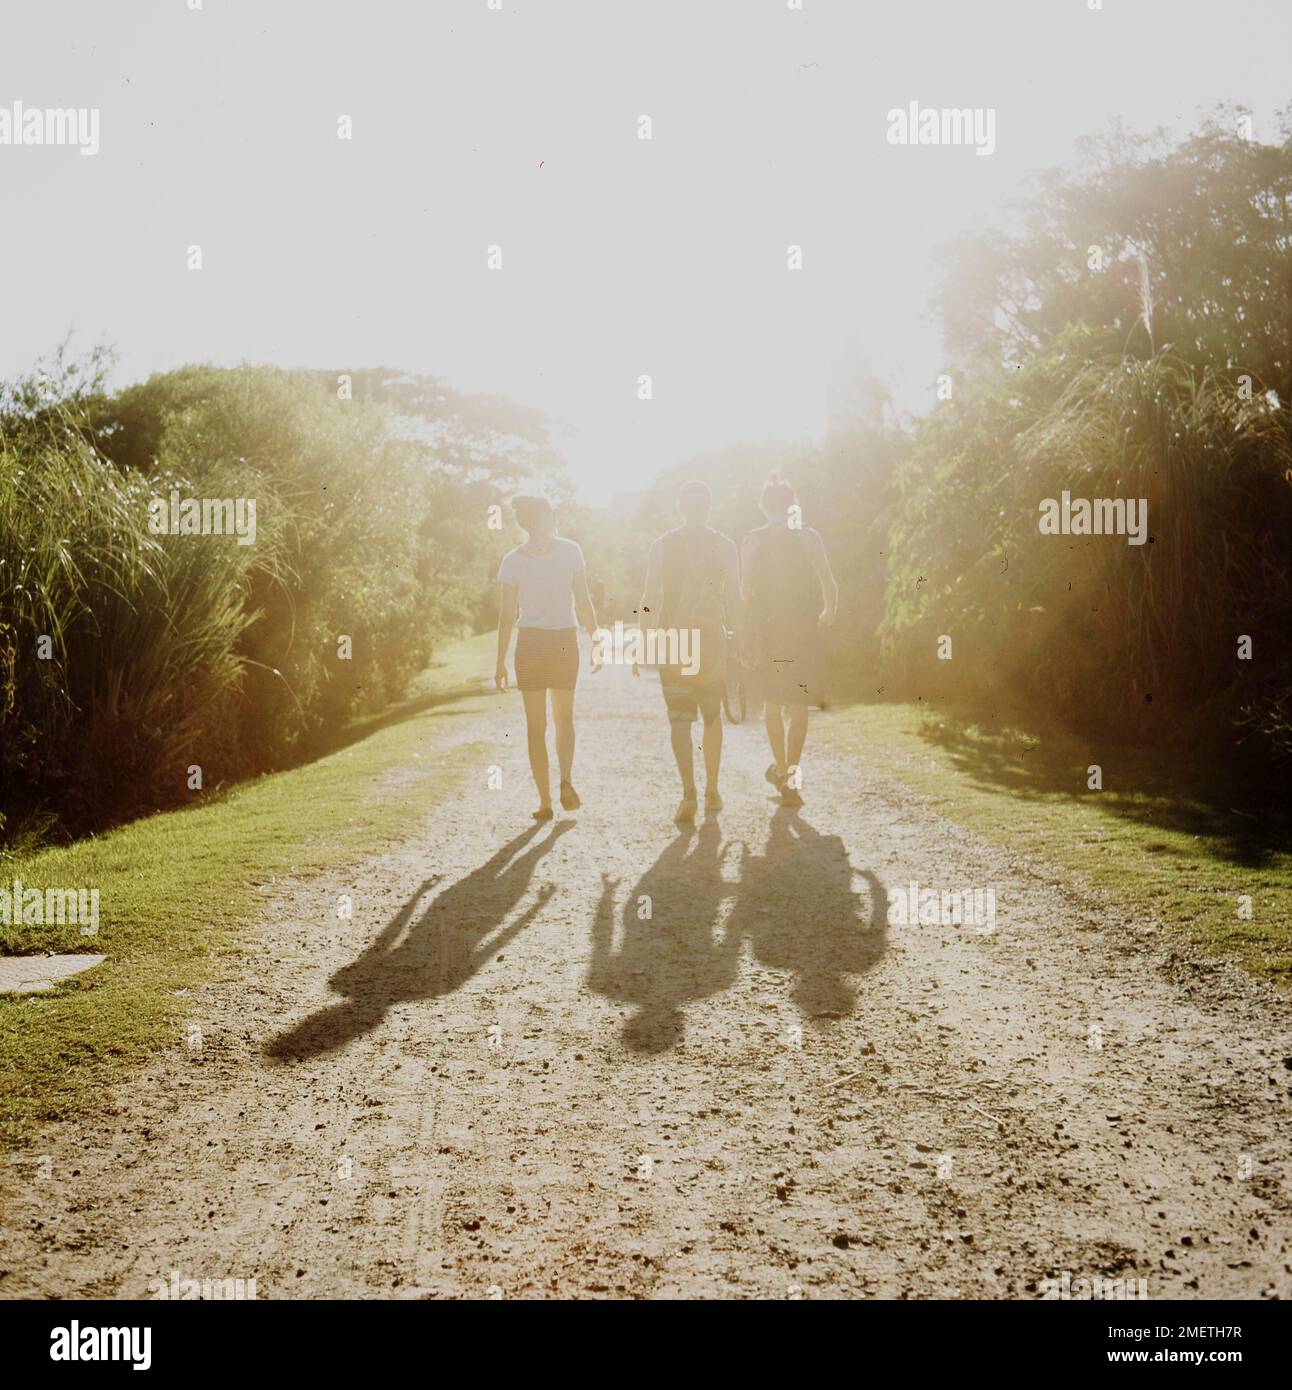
[587,820,742,1054]
[726,806,888,1022]
[588,808,888,1053]
[266,821,573,1061]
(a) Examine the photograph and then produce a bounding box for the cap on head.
[677,479,711,523]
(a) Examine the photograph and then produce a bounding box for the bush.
[1,361,551,838]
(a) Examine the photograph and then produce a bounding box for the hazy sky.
[2,0,1288,502]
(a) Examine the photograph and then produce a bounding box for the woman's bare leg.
[521,689,552,810]
[551,687,576,786]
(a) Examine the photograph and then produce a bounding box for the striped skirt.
[514,627,579,691]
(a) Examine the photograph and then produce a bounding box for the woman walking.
[740,475,838,808]
[494,496,600,819]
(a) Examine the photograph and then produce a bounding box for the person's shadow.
[266,821,573,1061]
[587,820,742,1053]
[727,807,887,1022]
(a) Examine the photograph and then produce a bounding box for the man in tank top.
[740,474,838,808]
[638,481,740,825]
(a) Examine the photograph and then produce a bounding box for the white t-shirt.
[497,538,585,629]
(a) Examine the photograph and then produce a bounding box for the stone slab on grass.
[0,954,107,994]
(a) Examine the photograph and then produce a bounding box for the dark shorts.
[661,677,723,725]
[515,627,579,691]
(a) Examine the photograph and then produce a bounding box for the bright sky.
[2,0,1288,502]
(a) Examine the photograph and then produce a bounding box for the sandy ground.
[2,663,1290,1300]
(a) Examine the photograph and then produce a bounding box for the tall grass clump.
[1018,355,1291,747]
[880,352,1292,762]
[2,359,549,840]
[0,399,260,830]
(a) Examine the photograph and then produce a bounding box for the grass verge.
[819,702,1292,985]
[0,633,496,1149]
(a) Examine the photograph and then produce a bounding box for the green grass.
[0,633,495,1150]
[820,702,1292,985]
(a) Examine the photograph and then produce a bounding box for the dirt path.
[2,664,1290,1300]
